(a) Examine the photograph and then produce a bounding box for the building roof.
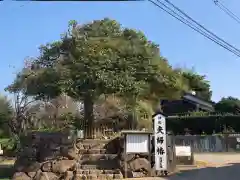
[161,93,215,113]
[183,93,214,112]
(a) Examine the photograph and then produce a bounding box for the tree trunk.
[83,94,94,139]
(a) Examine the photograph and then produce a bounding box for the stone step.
[74,173,123,179]
[76,168,121,174]
[75,166,123,179]
[78,139,110,144]
[80,154,118,161]
[78,148,107,154]
[65,168,124,179]
[78,164,98,170]
[75,138,122,154]
[78,159,119,170]
[76,139,110,150]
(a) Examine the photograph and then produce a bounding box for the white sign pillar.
[154,113,167,171]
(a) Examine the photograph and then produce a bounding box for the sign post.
[122,130,152,178]
[153,113,167,171]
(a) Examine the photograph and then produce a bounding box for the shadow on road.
[166,163,240,180]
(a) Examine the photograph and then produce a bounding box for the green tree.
[215,96,240,114]
[0,95,13,137]
[182,70,212,101]
[7,18,187,138]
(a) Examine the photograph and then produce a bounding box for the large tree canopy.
[215,96,240,114]
[182,70,212,101]
[7,18,188,138]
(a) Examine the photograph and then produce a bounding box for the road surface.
[127,163,240,180]
[167,163,240,180]
[127,153,240,180]
[165,153,240,180]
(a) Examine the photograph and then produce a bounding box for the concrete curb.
[0,159,15,165]
[195,160,219,167]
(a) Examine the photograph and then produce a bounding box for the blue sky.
[1,0,240,102]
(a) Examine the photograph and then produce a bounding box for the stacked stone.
[11,132,124,180]
[74,138,123,179]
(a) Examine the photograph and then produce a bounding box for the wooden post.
[122,130,153,178]
[148,134,152,177]
[124,133,127,178]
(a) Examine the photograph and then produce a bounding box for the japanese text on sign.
[154,113,167,170]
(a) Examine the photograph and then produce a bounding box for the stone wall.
[12,132,124,180]
[11,132,175,179]
[11,132,155,180]
[12,132,78,180]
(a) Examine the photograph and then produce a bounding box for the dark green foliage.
[182,70,212,101]
[215,96,240,114]
[0,96,13,137]
[167,114,240,134]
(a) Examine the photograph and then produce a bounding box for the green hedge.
[166,114,240,134]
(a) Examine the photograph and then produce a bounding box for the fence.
[175,134,240,152]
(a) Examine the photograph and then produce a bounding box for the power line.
[213,0,240,25]
[148,0,240,57]
[151,0,240,56]
[164,0,240,55]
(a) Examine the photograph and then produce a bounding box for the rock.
[38,172,58,180]
[104,137,122,154]
[20,147,37,158]
[113,173,123,179]
[38,148,60,162]
[64,171,74,180]
[52,160,76,173]
[123,171,134,178]
[105,174,114,179]
[75,142,83,149]
[27,171,37,178]
[14,159,41,172]
[128,158,151,172]
[25,162,41,172]
[118,153,135,162]
[41,161,52,172]
[12,172,31,180]
[33,170,43,180]
[73,174,87,180]
[87,174,97,180]
[97,174,107,180]
[60,146,78,160]
[83,144,89,149]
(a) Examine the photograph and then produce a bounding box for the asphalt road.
[165,153,240,180]
[167,163,240,180]
[129,163,240,180]
[129,153,240,180]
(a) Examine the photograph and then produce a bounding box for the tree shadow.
[0,165,13,179]
[166,163,240,180]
